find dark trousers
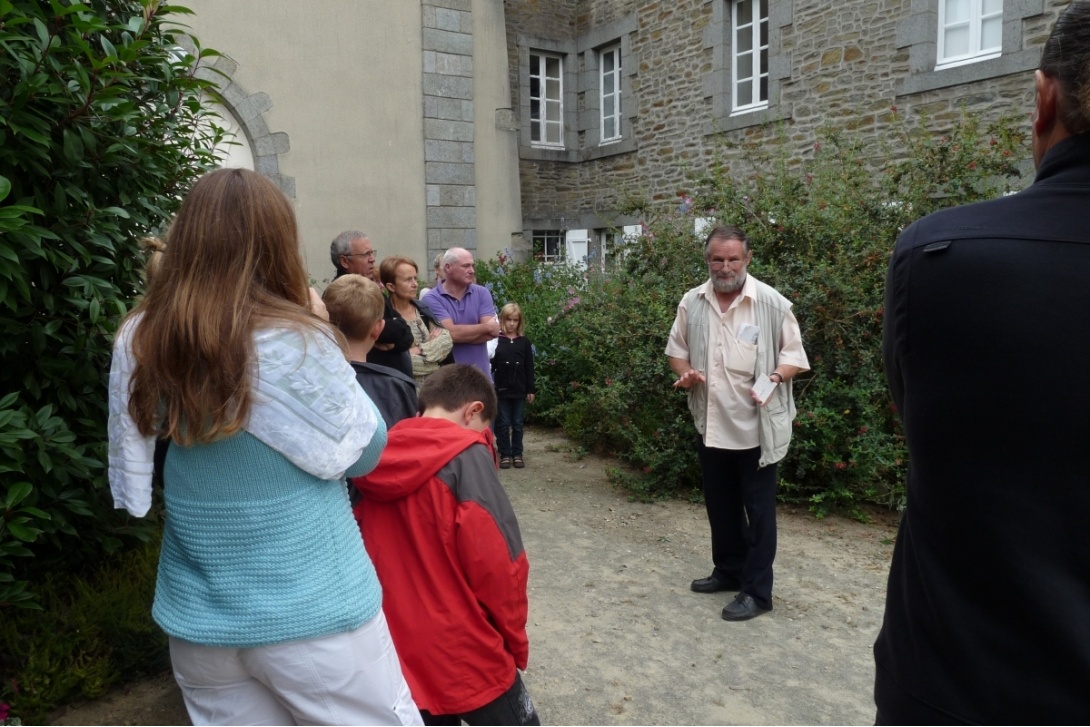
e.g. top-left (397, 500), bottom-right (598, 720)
top-left (494, 397), bottom-right (526, 458)
top-left (696, 438), bottom-right (777, 609)
top-left (421, 671), bottom-right (540, 726)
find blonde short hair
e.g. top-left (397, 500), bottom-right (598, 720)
top-left (499, 302), bottom-right (525, 336)
top-left (323, 274), bottom-right (385, 341)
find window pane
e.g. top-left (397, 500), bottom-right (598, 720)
top-left (737, 80), bottom-right (752, 107)
top-left (737, 0), bottom-right (752, 26)
top-left (603, 51), bottom-right (615, 73)
top-left (531, 122), bottom-right (540, 142)
top-left (530, 98), bottom-right (540, 121)
top-left (546, 79), bottom-right (561, 102)
top-left (737, 52), bottom-right (753, 79)
top-left (982, 0), bottom-right (1002, 15)
top-left (546, 100), bottom-right (561, 123)
top-left (759, 76), bottom-right (768, 102)
top-left (981, 17), bottom-right (1002, 50)
top-left (530, 54), bottom-right (540, 75)
top-left (604, 96), bottom-right (615, 118)
top-left (603, 74), bottom-right (614, 95)
top-left (760, 19), bottom-right (768, 46)
top-left (604, 118), bottom-right (616, 140)
top-left (945, 0), bottom-right (970, 24)
top-left (530, 76), bottom-right (540, 98)
top-left (944, 25), bottom-right (970, 57)
top-left (546, 56), bottom-right (560, 78)
top-left (760, 47), bottom-right (768, 75)
top-left (546, 122), bottom-right (561, 145)
top-left (737, 29), bottom-right (753, 53)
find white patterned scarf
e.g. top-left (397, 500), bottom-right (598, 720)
top-left (107, 315), bottom-right (377, 517)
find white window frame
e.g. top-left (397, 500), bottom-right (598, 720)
top-left (599, 44), bottom-right (622, 144)
top-left (936, 0), bottom-right (1003, 70)
top-left (529, 53), bottom-right (565, 148)
top-left (731, 0), bottom-right (769, 116)
top-left (533, 230), bottom-right (564, 263)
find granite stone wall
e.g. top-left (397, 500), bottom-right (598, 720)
top-left (505, 0), bottom-right (1071, 235)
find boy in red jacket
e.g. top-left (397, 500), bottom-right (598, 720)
top-left (352, 364), bottom-right (538, 726)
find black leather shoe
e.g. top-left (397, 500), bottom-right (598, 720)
top-left (690, 575), bottom-right (739, 593)
top-left (721, 593), bottom-right (771, 621)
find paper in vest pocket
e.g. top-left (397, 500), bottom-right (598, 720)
top-left (736, 323), bottom-right (760, 345)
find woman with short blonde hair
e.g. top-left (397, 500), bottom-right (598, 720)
top-left (380, 255), bottom-right (453, 383)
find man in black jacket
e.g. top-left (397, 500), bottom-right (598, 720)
top-left (875, 4), bottom-right (1090, 722)
top-left (330, 230), bottom-right (413, 377)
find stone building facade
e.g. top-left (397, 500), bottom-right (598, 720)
top-left (504, 0), bottom-right (1071, 265)
top-left (177, 1), bottom-right (1070, 274)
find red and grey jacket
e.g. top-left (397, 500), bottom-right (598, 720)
top-left (351, 417), bottom-right (530, 716)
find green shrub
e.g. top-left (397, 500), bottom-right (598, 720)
top-left (479, 109), bottom-right (1026, 513)
top-left (0, 1), bottom-right (224, 607)
top-left (0, 539), bottom-right (165, 724)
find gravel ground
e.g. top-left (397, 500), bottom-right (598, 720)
top-left (51, 426), bottom-right (898, 726)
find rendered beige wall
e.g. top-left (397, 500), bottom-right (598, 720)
top-left (181, 1), bottom-right (427, 283)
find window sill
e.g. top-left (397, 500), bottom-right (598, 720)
top-left (520, 135), bottom-right (636, 162)
top-left (897, 49), bottom-right (1040, 96)
top-left (705, 105), bottom-right (790, 135)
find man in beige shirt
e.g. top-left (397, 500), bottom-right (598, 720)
top-left (666, 225), bottom-right (809, 621)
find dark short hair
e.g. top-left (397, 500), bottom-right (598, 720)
top-left (703, 225), bottom-right (751, 258)
top-left (1039, 1), bottom-right (1090, 135)
top-left (417, 364), bottom-right (497, 423)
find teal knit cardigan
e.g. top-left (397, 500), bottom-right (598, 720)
top-left (153, 418), bottom-right (387, 648)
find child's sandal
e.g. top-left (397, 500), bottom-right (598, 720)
top-left (513, 456), bottom-right (525, 468)
top-left (500, 457), bottom-right (512, 469)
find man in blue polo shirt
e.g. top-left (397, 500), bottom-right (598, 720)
top-left (421, 247), bottom-right (499, 379)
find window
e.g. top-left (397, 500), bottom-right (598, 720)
top-left (937, 0), bottom-right (1002, 68)
top-left (895, 1), bottom-right (1040, 97)
top-left (530, 53), bottom-right (564, 148)
top-left (600, 45), bottom-right (622, 143)
top-left (704, 0), bottom-right (790, 133)
top-left (731, 0), bottom-right (768, 115)
top-left (533, 230), bottom-right (564, 263)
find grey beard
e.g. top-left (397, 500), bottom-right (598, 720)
top-left (712, 272), bottom-right (746, 294)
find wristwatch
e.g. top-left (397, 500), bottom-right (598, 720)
top-left (769, 372), bottom-right (784, 384)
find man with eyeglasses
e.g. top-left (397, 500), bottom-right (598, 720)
top-left (330, 230), bottom-right (413, 377)
top-left (666, 225), bottom-right (809, 622)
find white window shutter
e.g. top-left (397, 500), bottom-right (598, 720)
top-left (565, 229), bottom-right (590, 270)
top-left (694, 217), bottom-right (715, 238)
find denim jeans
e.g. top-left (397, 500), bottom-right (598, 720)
top-left (494, 397), bottom-right (526, 458)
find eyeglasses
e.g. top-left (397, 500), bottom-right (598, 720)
top-left (343, 250), bottom-right (377, 260)
top-left (709, 258), bottom-right (746, 269)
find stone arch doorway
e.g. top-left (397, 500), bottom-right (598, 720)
top-left (193, 52), bottom-right (294, 199)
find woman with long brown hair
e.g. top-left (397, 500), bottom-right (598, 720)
top-left (108, 169), bottom-right (420, 726)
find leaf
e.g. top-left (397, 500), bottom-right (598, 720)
top-left (0, 175), bottom-right (9, 203)
top-left (98, 206), bottom-right (131, 219)
top-left (63, 128), bottom-right (85, 162)
top-left (5, 481), bottom-right (32, 508)
top-left (6, 521), bottom-right (42, 542)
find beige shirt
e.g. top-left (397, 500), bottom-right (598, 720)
top-left (666, 276), bottom-right (809, 450)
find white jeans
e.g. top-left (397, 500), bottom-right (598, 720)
top-left (168, 611), bottom-right (422, 726)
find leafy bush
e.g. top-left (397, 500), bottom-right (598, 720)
top-left (0, 0), bottom-right (223, 608)
top-left (480, 109), bottom-right (1026, 512)
top-left (0, 539), bottom-right (164, 724)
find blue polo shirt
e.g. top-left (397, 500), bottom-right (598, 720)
top-left (421, 282), bottom-right (497, 380)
